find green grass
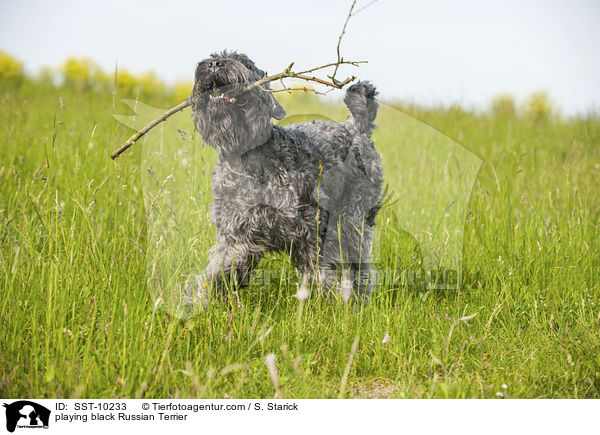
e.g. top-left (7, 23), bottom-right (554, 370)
top-left (1, 81), bottom-right (599, 399)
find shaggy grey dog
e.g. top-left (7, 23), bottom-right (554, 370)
top-left (187, 50), bottom-right (383, 304)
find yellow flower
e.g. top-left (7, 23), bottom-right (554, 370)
top-left (0, 51), bottom-right (24, 84)
top-left (62, 57), bottom-right (96, 91)
top-left (139, 71), bottom-right (165, 95)
top-left (491, 94), bottom-right (516, 117)
top-left (116, 69), bottom-right (139, 96)
top-left (175, 81), bottom-right (193, 102)
top-left (522, 90), bottom-right (553, 121)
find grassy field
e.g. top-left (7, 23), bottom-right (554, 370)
top-left (1, 80), bottom-right (599, 399)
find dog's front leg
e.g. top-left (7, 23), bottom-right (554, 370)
top-left (187, 237), bottom-right (262, 306)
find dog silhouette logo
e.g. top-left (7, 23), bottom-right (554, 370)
top-left (3, 401), bottom-right (50, 432)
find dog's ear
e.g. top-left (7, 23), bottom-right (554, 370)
top-left (270, 95), bottom-right (286, 120)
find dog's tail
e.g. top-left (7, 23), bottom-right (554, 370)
top-left (344, 81), bottom-right (378, 135)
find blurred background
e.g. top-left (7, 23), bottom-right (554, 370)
top-left (1, 0), bottom-right (599, 116)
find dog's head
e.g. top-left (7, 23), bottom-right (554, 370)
top-left (190, 51), bottom-right (286, 154)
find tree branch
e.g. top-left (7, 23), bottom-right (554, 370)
top-left (111, 99), bottom-right (191, 159)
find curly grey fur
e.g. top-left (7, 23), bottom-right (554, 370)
top-left (188, 51), bottom-right (383, 304)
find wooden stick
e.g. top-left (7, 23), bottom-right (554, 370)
top-left (111, 99), bottom-right (191, 159)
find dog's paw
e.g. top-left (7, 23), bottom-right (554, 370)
top-left (339, 275), bottom-right (354, 303)
top-left (293, 272), bottom-right (310, 301)
top-left (184, 273), bottom-right (211, 308)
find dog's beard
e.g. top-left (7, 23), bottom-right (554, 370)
top-left (191, 82), bottom-right (273, 155)
top-left (193, 63), bottom-right (256, 98)
top-left (192, 76), bottom-right (242, 104)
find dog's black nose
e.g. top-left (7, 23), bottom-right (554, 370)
top-left (208, 60), bottom-right (224, 72)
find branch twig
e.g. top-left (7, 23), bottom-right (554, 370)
top-left (265, 86), bottom-right (326, 96)
top-left (330, 0), bottom-right (357, 86)
top-left (240, 59), bottom-right (364, 95)
top-left (352, 0), bottom-right (378, 16)
top-left (111, 99), bottom-right (190, 159)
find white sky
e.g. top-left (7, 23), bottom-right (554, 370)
top-left (1, 0), bottom-right (599, 115)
